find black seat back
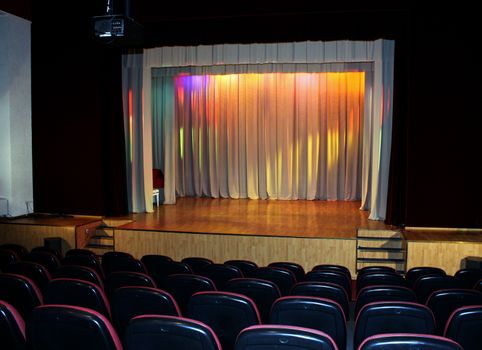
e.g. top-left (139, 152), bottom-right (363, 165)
top-left (427, 289), bottom-right (482, 334)
top-left (235, 325), bottom-right (338, 350)
top-left (0, 273), bottom-right (43, 320)
top-left (124, 315), bottom-right (222, 350)
top-left (52, 265), bottom-right (104, 289)
top-left (225, 278), bottom-right (281, 323)
top-left (104, 271), bottom-right (156, 298)
top-left (182, 257), bottom-right (214, 274)
top-left (356, 272), bottom-right (405, 295)
top-left (164, 274), bottom-right (216, 314)
top-left (405, 267), bottom-right (446, 288)
top-left (268, 262), bottom-right (305, 282)
top-left (252, 267), bottom-right (296, 296)
top-left (27, 305), bottom-right (122, 350)
top-left (359, 333), bottom-right (463, 350)
top-left (291, 281), bottom-right (350, 320)
top-left (454, 268), bottom-right (482, 289)
top-left (444, 305), bottom-right (482, 350)
top-left (110, 286), bottom-right (181, 338)
top-left (3, 261), bottom-right (51, 292)
top-left (304, 270), bottom-right (352, 300)
top-left (0, 301), bottom-right (26, 350)
top-left (354, 301), bottom-right (436, 349)
top-left (270, 296), bottom-right (346, 350)
top-left (187, 291), bottom-right (261, 350)
top-left (224, 260), bottom-right (258, 277)
top-left (43, 278), bottom-right (111, 319)
top-left (355, 285), bottom-right (416, 318)
top-left (414, 275), bottom-right (461, 304)
top-left (200, 264), bottom-right (243, 290)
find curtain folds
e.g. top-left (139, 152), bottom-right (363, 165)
top-left (122, 40), bottom-right (394, 219)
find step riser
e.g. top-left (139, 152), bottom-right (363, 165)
top-left (95, 228), bottom-right (114, 237)
top-left (89, 237), bottom-right (113, 246)
top-left (358, 251), bottom-right (405, 259)
top-left (357, 229), bottom-right (402, 238)
top-left (357, 240), bottom-right (403, 249)
top-left (86, 246), bottom-right (114, 256)
top-left (357, 261), bottom-right (405, 272)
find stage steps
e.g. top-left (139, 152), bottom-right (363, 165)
top-left (356, 228), bottom-right (406, 274)
top-left (85, 226), bottom-right (114, 256)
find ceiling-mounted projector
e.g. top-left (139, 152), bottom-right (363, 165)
top-left (91, 15), bottom-right (143, 47)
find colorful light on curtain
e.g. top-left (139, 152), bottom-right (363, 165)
top-left (172, 72), bottom-right (365, 201)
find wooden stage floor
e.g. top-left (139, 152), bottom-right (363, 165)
top-left (119, 197), bottom-right (393, 239)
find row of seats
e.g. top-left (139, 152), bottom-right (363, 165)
top-left (2, 271), bottom-right (482, 350)
top-left (1, 244), bottom-right (482, 349)
top-left (2, 301), bottom-right (469, 350)
top-left (0, 298), bottom-right (482, 350)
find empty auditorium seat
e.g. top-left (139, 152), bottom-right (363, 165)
top-left (355, 285), bottom-right (417, 318)
top-left (0, 273), bottom-right (43, 320)
top-left (357, 266), bottom-right (395, 278)
top-left (110, 286), bottom-right (181, 338)
top-left (187, 291), bottom-right (261, 350)
top-left (102, 251), bottom-right (142, 276)
top-left (0, 300), bottom-right (26, 350)
top-left (444, 305), bottom-right (482, 350)
top-left (304, 270), bottom-right (352, 300)
top-left (65, 248), bottom-right (97, 257)
top-left (224, 260), bottom-right (258, 277)
top-left (268, 262), bottom-right (305, 282)
top-left (3, 261), bottom-right (51, 292)
top-left (414, 275), bottom-right (461, 304)
top-left (164, 274), bottom-right (216, 314)
top-left (354, 301), bottom-right (436, 350)
top-left (200, 263), bottom-right (243, 290)
top-left (252, 267), bottom-right (296, 296)
top-left (236, 325), bottom-right (338, 350)
top-left (141, 258), bottom-right (192, 287)
top-left (0, 248), bottom-right (20, 269)
top-left (27, 305), bottom-right (122, 350)
top-left (291, 281), bottom-right (350, 320)
top-left (182, 257), bottom-right (214, 274)
top-left (312, 264), bottom-right (352, 280)
top-left (427, 289), bottom-right (482, 334)
top-left (454, 268), bottom-right (482, 289)
top-left (62, 254), bottom-right (105, 279)
top-left (31, 246), bottom-right (63, 260)
top-left (0, 244), bottom-right (28, 259)
top-left (225, 278), bottom-right (281, 323)
top-left (270, 296), bottom-right (346, 350)
top-left (24, 251), bottom-right (61, 273)
top-left (43, 278), bottom-right (111, 319)
top-left (405, 266), bottom-right (446, 288)
top-left (356, 272), bottom-right (406, 295)
top-left (52, 265), bottom-right (104, 289)
top-left (475, 279), bottom-right (482, 292)
top-left (124, 315), bottom-right (221, 350)
top-left (104, 271), bottom-right (156, 298)
top-left (358, 333), bottom-right (463, 350)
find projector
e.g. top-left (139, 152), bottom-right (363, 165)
top-left (91, 15), bottom-right (143, 47)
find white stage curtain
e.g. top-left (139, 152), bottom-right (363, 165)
top-left (154, 72), bottom-right (365, 201)
top-left (122, 40), bottom-right (394, 219)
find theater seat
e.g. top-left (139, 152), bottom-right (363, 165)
top-left (355, 285), bottom-right (416, 318)
top-left (104, 271), bottom-right (156, 298)
top-left (0, 301), bottom-right (26, 350)
top-left (43, 278), bottom-right (111, 319)
top-left (164, 274), bottom-right (216, 314)
top-left (110, 286), bottom-right (181, 338)
top-left (358, 333), bottom-right (463, 350)
top-left (3, 261), bottom-right (51, 292)
top-left (182, 257), bottom-right (214, 274)
top-left (200, 263), bottom-right (243, 290)
top-left (0, 248), bottom-right (20, 269)
top-left (444, 305), bottom-right (482, 350)
top-left (224, 260), bottom-right (258, 277)
top-left (236, 325), bottom-right (338, 350)
top-left (253, 267), bottom-right (296, 296)
top-left (52, 265), bottom-right (104, 290)
top-left (268, 262), bottom-right (305, 282)
top-left (354, 301), bottom-right (436, 350)
top-left (270, 296), bottom-right (346, 350)
top-left (0, 273), bottom-right (43, 320)
top-left (187, 291), bottom-right (261, 350)
top-left (312, 264), bottom-right (352, 280)
top-left (304, 270), bottom-right (352, 300)
top-left (405, 267), bottom-right (446, 288)
top-left (124, 315), bottom-right (221, 350)
top-left (27, 305), bottom-right (122, 350)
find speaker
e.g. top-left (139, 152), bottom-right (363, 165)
top-left (462, 256), bottom-right (482, 269)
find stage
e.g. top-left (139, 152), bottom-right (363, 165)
top-left (122, 198), bottom-right (391, 238)
top-left (2, 198), bottom-right (482, 276)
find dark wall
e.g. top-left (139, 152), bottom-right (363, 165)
top-left (30, 2), bottom-right (127, 216)
top-left (3, 3), bottom-right (480, 227)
